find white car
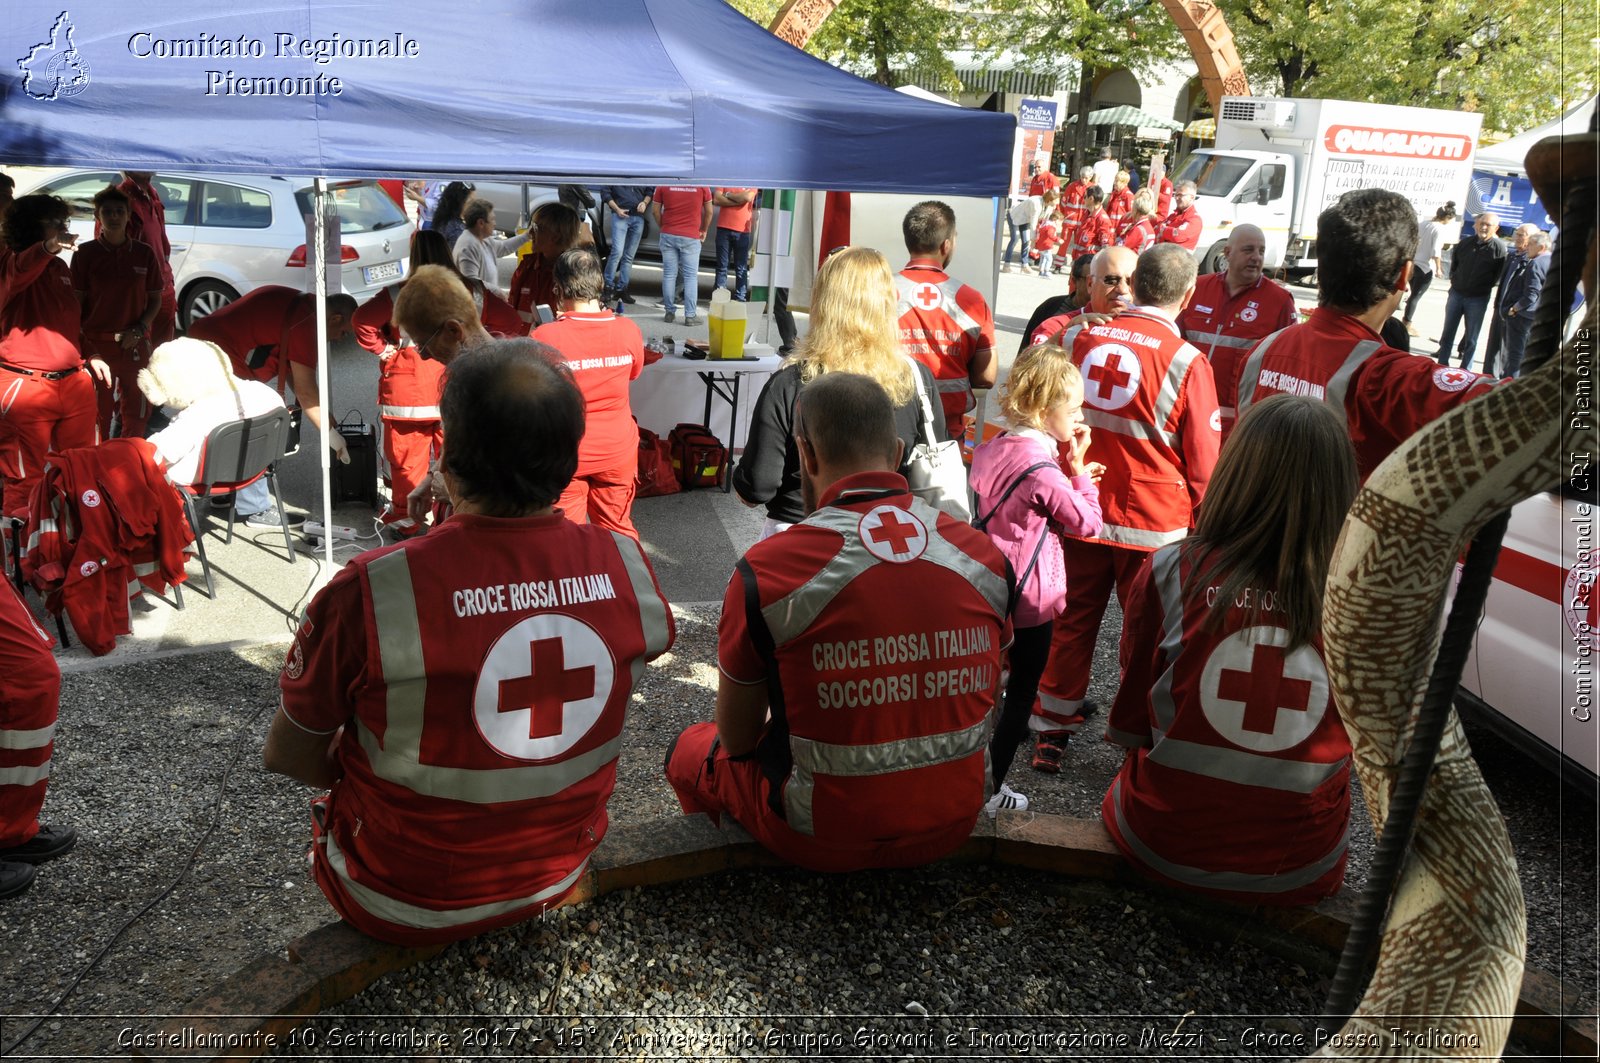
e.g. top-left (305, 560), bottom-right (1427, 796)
top-left (10, 168), bottom-right (414, 328)
top-left (1457, 485), bottom-right (1600, 786)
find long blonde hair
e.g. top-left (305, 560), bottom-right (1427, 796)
top-left (793, 246), bottom-right (915, 406)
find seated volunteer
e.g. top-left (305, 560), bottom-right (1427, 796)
top-left (264, 339), bottom-right (674, 945)
top-left (1102, 395), bottom-right (1357, 906)
top-left (665, 373), bottom-right (1011, 873)
top-left (138, 338), bottom-right (286, 487)
top-left (185, 285), bottom-right (357, 525)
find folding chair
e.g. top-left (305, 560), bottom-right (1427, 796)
top-left (177, 409), bottom-right (296, 598)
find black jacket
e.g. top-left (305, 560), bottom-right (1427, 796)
top-left (1450, 234), bottom-right (1507, 297)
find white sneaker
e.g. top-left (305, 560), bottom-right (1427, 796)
top-left (985, 783), bottom-right (1029, 819)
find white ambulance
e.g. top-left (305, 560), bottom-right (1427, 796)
top-left (1171, 96), bottom-right (1484, 278)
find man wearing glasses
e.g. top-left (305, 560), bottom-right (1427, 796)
top-left (1028, 245), bottom-right (1136, 346)
top-left (1157, 181), bottom-right (1203, 250)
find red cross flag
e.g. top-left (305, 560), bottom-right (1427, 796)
top-left (1080, 342), bottom-right (1141, 410)
top-left (1198, 627), bottom-right (1329, 752)
top-left (859, 504), bottom-right (929, 564)
top-left (474, 615), bottom-right (615, 760)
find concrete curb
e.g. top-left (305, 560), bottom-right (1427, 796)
top-left (135, 812), bottom-right (1596, 1060)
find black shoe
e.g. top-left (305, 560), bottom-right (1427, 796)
top-left (663, 310), bottom-right (676, 323)
top-left (0, 861), bottom-right (36, 900)
top-left (208, 492), bottom-right (238, 510)
top-left (619, 292), bottom-right (637, 305)
top-left (1080, 699), bottom-right (1100, 719)
top-left (0, 824), bottom-right (77, 865)
top-left (601, 287), bottom-right (615, 304)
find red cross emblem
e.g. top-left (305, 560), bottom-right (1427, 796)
top-left (496, 637), bottom-right (596, 740)
top-left (81, 489), bottom-right (102, 508)
top-left (913, 283), bottom-right (943, 312)
top-left (1200, 627), bottom-right (1328, 752)
top-left (475, 615), bottom-right (615, 760)
top-left (1080, 342), bottom-right (1140, 410)
top-left (1432, 366), bottom-right (1474, 392)
top-left (859, 504), bottom-right (928, 563)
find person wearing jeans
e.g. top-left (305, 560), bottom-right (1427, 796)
top-left (601, 186), bottom-right (652, 303)
top-left (1435, 212), bottom-right (1505, 371)
top-left (652, 186), bottom-right (712, 323)
top-left (712, 188), bottom-right (758, 300)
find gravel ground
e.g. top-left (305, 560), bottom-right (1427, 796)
top-left (1, 605), bottom-right (1593, 1061)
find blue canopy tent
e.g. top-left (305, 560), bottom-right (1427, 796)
top-left (3, 0), bottom-right (1015, 565)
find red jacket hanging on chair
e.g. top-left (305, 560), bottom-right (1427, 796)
top-left (21, 438), bottom-right (192, 655)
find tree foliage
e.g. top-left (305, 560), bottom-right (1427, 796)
top-left (1216, 0), bottom-right (1597, 131)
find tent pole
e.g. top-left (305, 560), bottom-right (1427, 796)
top-left (313, 177), bottom-right (335, 570)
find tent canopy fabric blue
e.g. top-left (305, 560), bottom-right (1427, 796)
top-left (2, 0), bottom-right (1015, 195)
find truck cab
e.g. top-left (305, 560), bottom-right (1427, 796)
top-left (1170, 149), bottom-right (1296, 274)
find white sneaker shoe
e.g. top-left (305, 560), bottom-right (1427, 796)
top-left (985, 783), bottom-right (1029, 819)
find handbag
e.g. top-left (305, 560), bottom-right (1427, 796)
top-left (901, 362), bottom-right (972, 521)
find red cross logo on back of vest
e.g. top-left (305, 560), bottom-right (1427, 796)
top-left (859, 504), bottom-right (929, 563)
top-left (475, 615), bottom-right (615, 760)
top-left (1079, 341), bottom-right (1140, 410)
top-left (913, 282), bottom-right (944, 312)
top-left (496, 637), bottom-right (596, 740)
top-left (1198, 626), bottom-right (1328, 753)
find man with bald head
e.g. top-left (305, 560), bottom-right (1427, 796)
top-left (1483, 222), bottom-right (1540, 372)
top-left (1028, 245), bottom-right (1136, 345)
top-left (1435, 211), bottom-right (1506, 371)
top-left (1177, 224), bottom-right (1300, 434)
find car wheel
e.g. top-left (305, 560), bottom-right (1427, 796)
top-left (1202, 242), bottom-right (1227, 275)
top-left (181, 280), bottom-right (239, 331)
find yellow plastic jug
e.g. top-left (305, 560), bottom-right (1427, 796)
top-left (707, 288), bottom-right (729, 358)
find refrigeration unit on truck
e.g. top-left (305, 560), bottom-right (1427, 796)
top-left (1171, 96), bottom-right (1484, 278)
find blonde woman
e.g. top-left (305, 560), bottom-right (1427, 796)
top-left (732, 246), bottom-right (943, 538)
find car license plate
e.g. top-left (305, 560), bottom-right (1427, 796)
top-left (364, 260), bottom-right (402, 284)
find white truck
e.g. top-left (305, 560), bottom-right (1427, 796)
top-left (1171, 96), bottom-right (1484, 278)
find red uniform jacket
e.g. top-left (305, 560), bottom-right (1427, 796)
top-left (0, 580), bottom-right (59, 849)
top-left (118, 176), bottom-right (176, 309)
top-left (1061, 307), bottom-right (1221, 550)
top-left (1158, 205), bottom-right (1203, 250)
top-left (895, 260), bottom-right (997, 439)
top-left (0, 244), bottom-right (82, 372)
top-left (281, 512), bottom-right (674, 945)
top-left (1104, 543), bottom-right (1352, 906)
top-left (719, 473), bottom-right (1011, 866)
top-left (1105, 188), bottom-right (1134, 231)
top-left (1075, 209), bottom-right (1114, 257)
top-left (21, 438), bottom-right (192, 656)
top-left (1176, 273), bottom-right (1300, 433)
top-left (186, 286), bottom-right (316, 386)
top-left (1059, 180), bottom-right (1090, 253)
top-left (1234, 306), bottom-right (1497, 478)
top-left (1118, 218), bottom-right (1157, 255)
top-left (508, 253), bottom-right (557, 322)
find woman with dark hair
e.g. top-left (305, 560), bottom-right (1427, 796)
top-left (0, 194), bottom-right (111, 520)
top-left (425, 181), bottom-right (475, 248)
top-left (507, 202), bottom-right (584, 323)
top-left (1101, 394), bottom-right (1359, 907)
top-left (351, 228), bottom-right (522, 535)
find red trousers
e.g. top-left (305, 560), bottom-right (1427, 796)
top-left (554, 459), bottom-right (638, 539)
top-left (0, 368), bottom-right (97, 519)
top-left (665, 722), bottom-right (973, 873)
top-left (0, 582), bottom-right (59, 848)
top-left (83, 335), bottom-right (153, 439)
top-left (379, 419), bottom-right (442, 526)
top-left (1035, 539), bottom-right (1149, 730)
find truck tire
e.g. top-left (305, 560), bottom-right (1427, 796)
top-left (180, 280), bottom-right (239, 332)
top-left (1201, 242), bottom-right (1227, 274)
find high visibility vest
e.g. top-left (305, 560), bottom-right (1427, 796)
top-left (1103, 543), bottom-right (1352, 905)
top-left (739, 489), bottom-right (1010, 844)
top-left (895, 266), bottom-right (994, 429)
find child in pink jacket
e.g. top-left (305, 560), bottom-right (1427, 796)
top-left (969, 343), bottom-right (1103, 816)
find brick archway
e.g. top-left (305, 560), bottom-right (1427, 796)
top-left (768, 0), bottom-right (1249, 113)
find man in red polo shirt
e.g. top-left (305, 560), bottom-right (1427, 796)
top-left (71, 184), bottom-right (164, 439)
top-left (1031, 243), bottom-right (1220, 770)
top-left (186, 286), bottom-right (357, 521)
top-left (1233, 188), bottom-right (1497, 480)
top-left (116, 172), bottom-right (177, 344)
top-left (1176, 224), bottom-right (1300, 436)
top-left (894, 201), bottom-right (997, 440)
top-left (1027, 161), bottom-right (1060, 199)
top-left (651, 186), bottom-right (712, 324)
top-left (665, 372), bottom-right (1010, 871)
top-left (711, 188), bottom-right (759, 302)
top-left (1158, 181), bottom-right (1203, 249)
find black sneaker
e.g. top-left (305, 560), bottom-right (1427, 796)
top-left (1080, 700), bottom-right (1100, 719)
top-left (0, 824), bottom-right (77, 865)
top-left (619, 292), bottom-right (637, 305)
top-left (0, 861), bottom-right (36, 900)
top-left (601, 287), bottom-right (615, 304)
top-left (663, 310), bottom-right (676, 323)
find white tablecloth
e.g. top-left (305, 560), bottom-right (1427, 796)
top-left (629, 346), bottom-right (783, 452)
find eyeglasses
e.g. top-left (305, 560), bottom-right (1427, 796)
top-left (413, 320), bottom-right (451, 358)
top-left (1098, 275), bottom-right (1127, 286)
top-left (826, 245), bottom-right (850, 259)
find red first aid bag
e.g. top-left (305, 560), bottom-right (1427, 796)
top-left (668, 423), bottom-right (728, 489)
top-left (637, 426), bottom-right (680, 498)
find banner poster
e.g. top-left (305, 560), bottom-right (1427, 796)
top-left (1012, 98), bottom-right (1060, 197)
